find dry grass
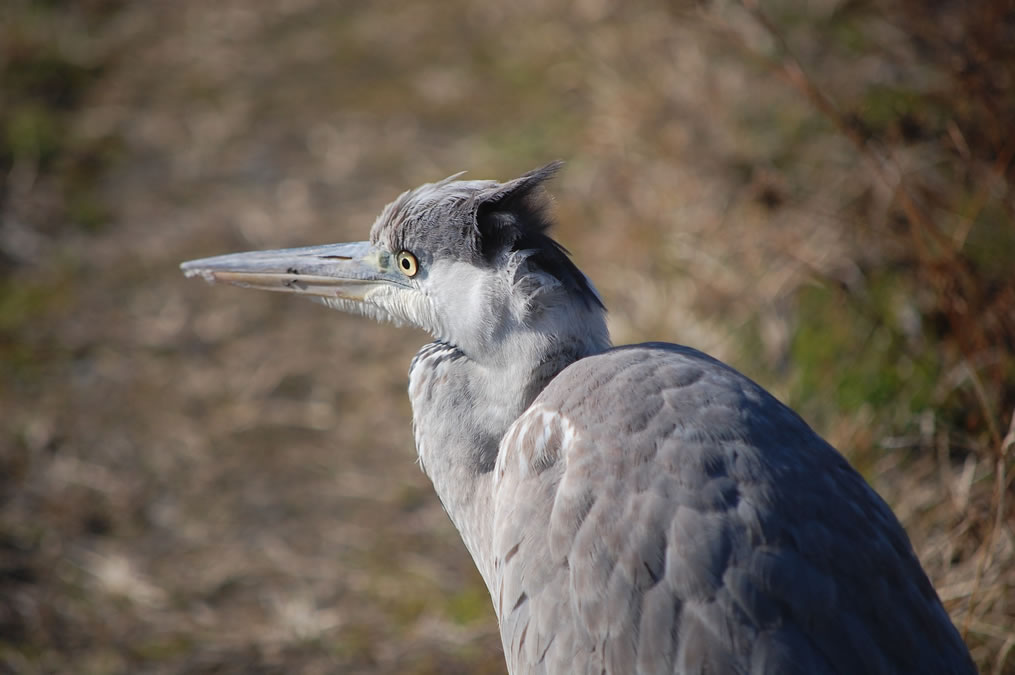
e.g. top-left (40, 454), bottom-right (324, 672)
top-left (1, 0), bottom-right (1012, 673)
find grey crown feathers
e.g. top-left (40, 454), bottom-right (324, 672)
top-left (182, 163), bottom-right (975, 675)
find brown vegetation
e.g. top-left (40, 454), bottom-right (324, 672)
top-left (1, 0), bottom-right (1012, 672)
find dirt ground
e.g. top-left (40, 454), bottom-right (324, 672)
top-left (2, 1), bottom-right (1013, 673)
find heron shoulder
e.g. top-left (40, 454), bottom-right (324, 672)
top-left (507, 342), bottom-right (835, 484)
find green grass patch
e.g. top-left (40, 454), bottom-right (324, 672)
top-left (787, 273), bottom-right (942, 435)
top-left (443, 583), bottom-right (490, 626)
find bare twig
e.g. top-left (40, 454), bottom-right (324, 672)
top-left (953, 134), bottom-right (1015, 251)
top-left (737, 0), bottom-right (976, 281)
top-left (995, 634), bottom-right (1015, 675)
top-left (963, 408), bottom-right (1014, 640)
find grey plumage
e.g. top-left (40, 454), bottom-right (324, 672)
top-left (182, 164), bottom-right (975, 674)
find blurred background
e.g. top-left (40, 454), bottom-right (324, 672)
top-left (1, 0), bottom-right (1013, 673)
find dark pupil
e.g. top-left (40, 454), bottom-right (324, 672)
top-left (401, 258), bottom-right (410, 269)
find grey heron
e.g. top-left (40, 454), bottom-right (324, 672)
top-left (181, 163), bottom-right (975, 674)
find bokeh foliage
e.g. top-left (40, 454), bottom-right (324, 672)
top-left (1, 0), bottom-right (1012, 673)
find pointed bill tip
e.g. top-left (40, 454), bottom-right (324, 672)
top-left (180, 260), bottom-right (218, 282)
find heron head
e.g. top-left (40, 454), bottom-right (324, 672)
top-left (181, 163), bottom-right (609, 363)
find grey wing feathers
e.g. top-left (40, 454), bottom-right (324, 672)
top-left (491, 343), bottom-right (975, 675)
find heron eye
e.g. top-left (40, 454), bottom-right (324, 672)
top-left (396, 251), bottom-right (419, 277)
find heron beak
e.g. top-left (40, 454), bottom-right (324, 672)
top-left (180, 241), bottom-right (405, 302)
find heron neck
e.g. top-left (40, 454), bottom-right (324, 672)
top-left (408, 337), bottom-right (592, 588)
